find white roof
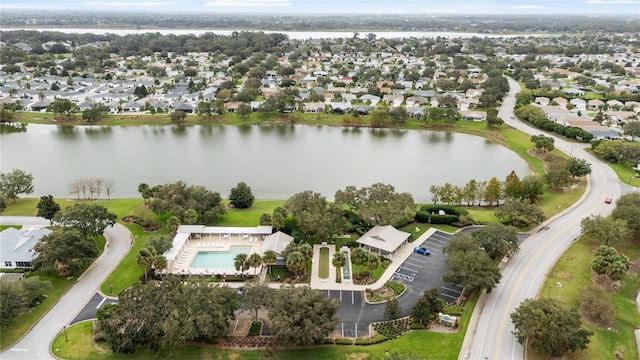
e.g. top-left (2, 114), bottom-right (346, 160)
top-left (262, 231), bottom-right (294, 257)
top-left (356, 225), bottom-right (410, 253)
top-left (164, 232), bottom-right (189, 261)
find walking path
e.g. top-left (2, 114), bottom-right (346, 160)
top-left (0, 217), bottom-right (133, 360)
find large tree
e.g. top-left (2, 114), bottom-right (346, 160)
top-left (384, 298), bottom-right (402, 320)
top-left (443, 234), bottom-right (502, 293)
top-left (0, 276), bottom-right (51, 326)
top-left (495, 198), bottom-right (545, 227)
top-left (54, 203), bottom-right (117, 240)
top-left (511, 298), bottom-right (593, 357)
top-left (99, 278), bottom-right (237, 353)
top-left (228, 181), bottom-right (255, 209)
top-left (285, 190), bottom-right (347, 241)
top-left (334, 183), bottom-right (416, 227)
top-left (411, 288), bottom-right (445, 325)
top-left (471, 223), bottom-right (519, 261)
top-left (36, 195), bottom-right (61, 225)
top-left (565, 157), bottom-right (592, 179)
top-left (611, 192), bottom-right (640, 235)
top-left (268, 285), bottom-right (339, 346)
top-left (32, 229), bottom-right (98, 274)
top-left (580, 215), bottom-right (632, 247)
top-left (239, 281), bottom-right (274, 321)
top-left (148, 181), bottom-right (225, 222)
top-left (591, 245), bottom-right (629, 281)
top-left (0, 169), bottom-right (34, 202)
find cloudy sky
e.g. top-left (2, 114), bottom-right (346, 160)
top-left (1, 0), bottom-right (638, 15)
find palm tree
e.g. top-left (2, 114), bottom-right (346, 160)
top-left (285, 251), bottom-right (305, 278)
top-left (299, 243), bottom-right (314, 272)
top-left (332, 251), bottom-right (347, 283)
top-left (365, 252), bottom-right (381, 278)
top-left (262, 250), bottom-right (277, 275)
top-left (350, 247), bottom-right (368, 267)
top-left (247, 253), bottom-right (263, 276)
top-left (136, 246), bottom-right (157, 279)
top-left (153, 255), bottom-right (168, 277)
top-left (234, 253), bottom-right (249, 278)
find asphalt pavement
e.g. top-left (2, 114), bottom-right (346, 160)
top-left (460, 78), bottom-right (625, 360)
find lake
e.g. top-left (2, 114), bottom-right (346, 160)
top-left (0, 123), bottom-right (531, 202)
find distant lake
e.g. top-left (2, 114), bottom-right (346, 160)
top-left (0, 123), bottom-right (531, 202)
top-left (2, 28), bottom-right (540, 39)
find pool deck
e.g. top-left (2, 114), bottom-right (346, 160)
top-left (170, 236), bottom-right (262, 276)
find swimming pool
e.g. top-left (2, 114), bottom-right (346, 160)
top-left (190, 246), bottom-right (253, 269)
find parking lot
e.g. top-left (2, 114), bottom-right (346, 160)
top-left (391, 230), bottom-right (464, 304)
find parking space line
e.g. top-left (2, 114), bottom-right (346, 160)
top-left (399, 265), bottom-right (420, 273)
top-left (352, 291), bottom-right (355, 304)
top-left (405, 260), bottom-right (427, 267)
top-left (407, 257), bottom-right (428, 265)
top-left (440, 285), bottom-right (462, 292)
top-left (441, 292), bottom-right (459, 301)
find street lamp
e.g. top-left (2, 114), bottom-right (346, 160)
top-left (63, 325), bottom-right (68, 342)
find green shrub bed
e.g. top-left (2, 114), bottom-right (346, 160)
top-left (372, 318), bottom-right (411, 339)
top-left (365, 281), bottom-right (405, 303)
top-left (355, 334), bottom-right (389, 345)
top-left (335, 338), bottom-right (354, 345)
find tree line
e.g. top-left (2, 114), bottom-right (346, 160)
top-left (96, 278), bottom-right (339, 353)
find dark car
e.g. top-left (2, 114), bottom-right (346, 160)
top-left (414, 247), bottom-right (430, 256)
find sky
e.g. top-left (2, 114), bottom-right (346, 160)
top-left (0, 0), bottom-right (638, 15)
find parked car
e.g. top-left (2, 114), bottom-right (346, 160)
top-left (414, 247), bottom-right (430, 256)
top-left (605, 197), bottom-right (612, 204)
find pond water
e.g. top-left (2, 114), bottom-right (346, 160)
top-left (0, 123), bottom-right (531, 202)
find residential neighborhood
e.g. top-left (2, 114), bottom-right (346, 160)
top-left (1, 31), bottom-right (639, 140)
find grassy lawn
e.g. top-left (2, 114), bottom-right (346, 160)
top-left (530, 236), bottom-right (640, 360)
top-left (318, 246), bottom-right (329, 279)
top-left (50, 294), bottom-right (478, 360)
top-left (213, 200), bottom-right (285, 226)
top-left (537, 181), bottom-right (587, 218)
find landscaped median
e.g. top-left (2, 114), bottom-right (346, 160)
top-left (365, 280), bottom-right (406, 303)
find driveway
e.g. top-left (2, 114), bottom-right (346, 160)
top-left (0, 220), bottom-right (132, 360)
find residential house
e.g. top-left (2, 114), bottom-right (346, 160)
top-left (535, 97), bottom-right (550, 106)
top-left (588, 99), bottom-right (604, 110)
top-left (303, 102), bottom-right (326, 113)
top-left (0, 227), bottom-right (52, 269)
top-left (461, 110), bottom-right (487, 121)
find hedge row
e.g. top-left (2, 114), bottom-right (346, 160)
top-left (415, 212), bottom-right (459, 224)
top-left (419, 204), bottom-right (469, 216)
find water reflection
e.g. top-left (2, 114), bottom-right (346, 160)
top-left (171, 125), bottom-right (188, 135)
top-left (56, 125), bottom-right (78, 138)
top-left (0, 122), bottom-right (27, 133)
top-left (84, 126), bottom-right (113, 136)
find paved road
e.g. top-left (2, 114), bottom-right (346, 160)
top-left (460, 78), bottom-right (625, 360)
top-left (0, 218), bottom-right (131, 360)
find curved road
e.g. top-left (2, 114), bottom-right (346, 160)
top-left (461, 78), bottom-right (626, 359)
top-left (0, 217), bottom-right (131, 360)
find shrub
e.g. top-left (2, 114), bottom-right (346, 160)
top-left (248, 321), bottom-right (262, 336)
top-left (415, 211), bottom-right (459, 224)
top-left (335, 338), bottom-right (354, 345)
top-left (355, 337), bottom-right (371, 345)
top-left (419, 204), bottom-right (468, 216)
